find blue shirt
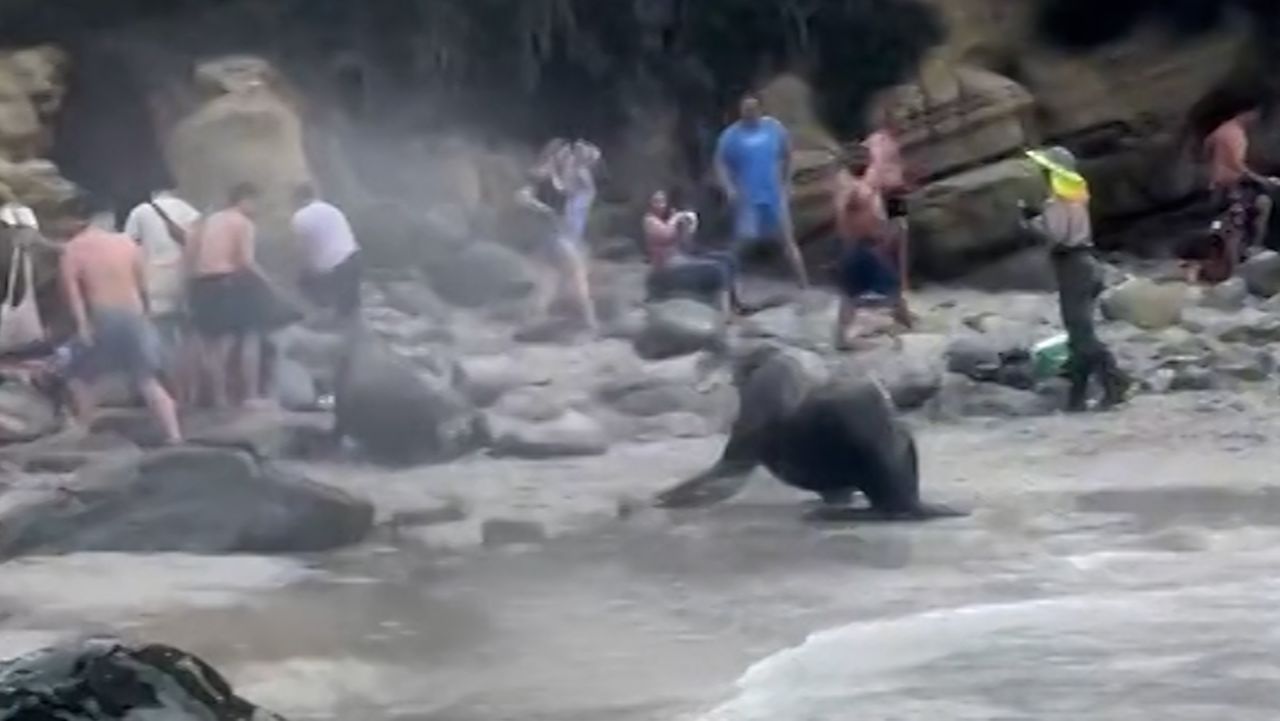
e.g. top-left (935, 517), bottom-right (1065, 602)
top-left (716, 117), bottom-right (789, 205)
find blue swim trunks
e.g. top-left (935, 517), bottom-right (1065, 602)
top-left (837, 243), bottom-right (901, 300)
top-left (733, 199), bottom-right (787, 250)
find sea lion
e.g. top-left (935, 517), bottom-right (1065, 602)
top-left (654, 344), bottom-right (963, 520)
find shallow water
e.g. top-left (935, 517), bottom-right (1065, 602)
top-left (6, 397), bottom-right (1280, 721)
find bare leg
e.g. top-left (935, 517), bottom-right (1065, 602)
top-left (778, 207), bottom-right (810, 288)
top-left (139, 377), bottom-right (183, 444)
top-left (834, 296), bottom-right (858, 351)
top-left (561, 247), bottom-right (598, 332)
top-left (892, 294), bottom-right (914, 330)
top-left (1253, 194), bottom-right (1273, 250)
top-left (66, 378), bottom-right (96, 430)
top-left (206, 335), bottom-right (234, 409)
top-left (239, 334), bottom-right (262, 402)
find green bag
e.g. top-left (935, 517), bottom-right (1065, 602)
top-left (1031, 333), bottom-right (1070, 379)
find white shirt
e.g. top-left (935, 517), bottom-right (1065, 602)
top-left (291, 200), bottom-right (359, 274)
top-left (124, 193), bottom-right (200, 315)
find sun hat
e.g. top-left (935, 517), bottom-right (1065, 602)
top-left (1026, 146), bottom-right (1089, 202)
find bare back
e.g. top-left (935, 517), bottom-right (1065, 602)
top-left (62, 229), bottom-right (145, 314)
top-left (1206, 119), bottom-right (1249, 190)
top-left (190, 208), bottom-right (255, 277)
top-left (864, 130), bottom-right (906, 193)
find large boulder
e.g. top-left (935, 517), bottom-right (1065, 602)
top-left (1240, 251), bottom-right (1280, 299)
top-left (423, 241), bottom-right (538, 308)
top-left (0, 639), bottom-right (288, 721)
top-left (908, 158), bottom-right (1046, 279)
top-left (335, 333), bottom-right (488, 464)
top-left (167, 56), bottom-right (312, 274)
top-left (758, 74), bottom-right (842, 243)
top-left (0, 447), bottom-right (372, 558)
top-left (1101, 278), bottom-right (1188, 330)
top-left (633, 299), bottom-right (726, 361)
top-left (0, 45), bottom-right (68, 163)
top-left (0, 382), bottom-right (58, 445)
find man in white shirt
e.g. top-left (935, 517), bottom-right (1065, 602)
top-left (123, 189), bottom-right (201, 404)
top-left (291, 184), bottom-right (362, 319)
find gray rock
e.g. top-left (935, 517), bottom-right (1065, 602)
top-left (956, 246), bottom-right (1057, 292)
top-left (380, 279), bottom-right (451, 322)
top-left (1240, 250), bottom-right (1280, 298)
top-left (273, 357), bottom-right (318, 411)
top-left (0, 431), bottom-right (139, 475)
top-left (482, 518), bottom-right (547, 548)
top-left (489, 411), bottom-right (610, 459)
top-left (0, 447), bottom-right (373, 558)
top-left (1213, 346), bottom-right (1275, 383)
top-left (425, 241), bottom-right (538, 308)
top-left (336, 335), bottom-right (488, 465)
top-left (595, 374), bottom-right (733, 420)
top-left (0, 382), bottom-right (58, 444)
top-left (1169, 366), bottom-right (1218, 392)
top-left (1201, 277), bottom-right (1249, 311)
top-left (1100, 278), bottom-right (1187, 330)
top-left (945, 334), bottom-right (1003, 380)
top-left (458, 355), bottom-right (551, 407)
top-left (633, 299), bottom-right (726, 360)
top-left (276, 325), bottom-right (346, 384)
top-left (490, 386), bottom-right (570, 423)
top-left (930, 374), bottom-right (1058, 419)
top-left (0, 639), bottom-right (289, 721)
top-left (1217, 310), bottom-right (1280, 346)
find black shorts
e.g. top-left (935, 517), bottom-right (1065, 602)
top-left (884, 193), bottom-right (909, 219)
top-left (188, 272), bottom-right (258, 337)
top-left (301, 251), bottom-right (363, 317)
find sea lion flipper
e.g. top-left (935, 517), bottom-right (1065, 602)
top-left (653, 460), bottom-right (756, 509)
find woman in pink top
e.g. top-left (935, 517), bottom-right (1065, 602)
top-left (642, 190), bottom-right (746, 313)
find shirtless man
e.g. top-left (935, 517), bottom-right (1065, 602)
top-left (864, 109), bottom-right (912, 249)
top-left (832, 147), bottom-right (911, 351)
top-left (1195, 108), bottom-right (1277, 280)
top-left (60, 195), bottom-right (182, 443)
top-left (186, 182), bottom-right (264, 408)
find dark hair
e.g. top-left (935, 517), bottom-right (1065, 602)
top-left (66, 192), bottom-right (106, 222)
top-left (229, 182), bottom-right (260, 206)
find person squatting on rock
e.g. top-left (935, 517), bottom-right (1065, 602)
top-left (642, 189), bottom-right (748, 314)
top-left (184, 182), bottom-right (269, 408)
top-left (123, 188), bottom-right (201, 406)
top-left (831, 146), bottom-right (913, 351)
top-left (715, 93), bottom-right (809, 289)
top-left (516, 138), bottom-right (602, 334)
top-left (59, 194), bottom-right (183, 443)
top-left (1021, 146), bottom-right (1130, 412)
top-left (292, 183), bottom-right (363, 322)
top-left (1186, 107), bottom-right (1279, 283)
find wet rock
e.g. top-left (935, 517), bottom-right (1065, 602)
top-left (1100, 277), bottom-right (1186, 330)
top-left (930, 374), bottom-right (1058, 419)
top-left (380, 279), bottom-right (451, 322)
top-left (0, 638), bottom-right (289, 721)
top-left (458, 355), bottom-right (551, 407)
top-left (1201, 277), bottom-right (1248, 311)
top-left (425, 241), bottom-right (537, 308)
top-left (1240, 250), bottom-right (1280, 298)
top-left (336, 336), bottom-right (488, 465)
top-left (0, 447), bottom-right (373, 558)
top-left (1215, 309), bottom-right (1280, 346)
top-left (0, 382), bottom-right (58, 444)
top-left (489, 411), bottom-right (610, 459)
top-left (633, 299), bottom-right (726, 360)
top-left (945, 334), bottom-right (1002, 381)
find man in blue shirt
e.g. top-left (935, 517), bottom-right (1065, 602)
top-left (715, 94), bottom-right (809, 288)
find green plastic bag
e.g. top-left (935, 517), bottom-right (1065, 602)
top-left (1031, 333), bottom-right (1070, 379)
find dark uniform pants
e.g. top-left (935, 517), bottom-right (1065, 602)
top-left (1053, 247), bottom-right (1125, 408)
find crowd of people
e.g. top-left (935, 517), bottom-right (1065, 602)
top-left (0, 180), bottom-right (364, 444)
top-left (1, 92), bottom-right (1275, 444)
